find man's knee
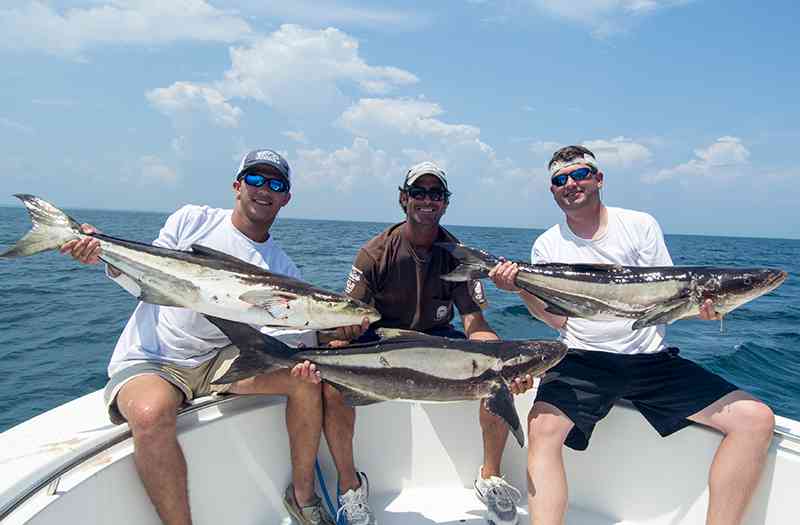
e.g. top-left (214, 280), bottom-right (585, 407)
top-left (732, 400), bottom-right (775, 440)
top-left (528, 405), bottom-right (572, 446)
top-left (322, 383), bottom-right (345, 405)
top-left (124, 399), bottom-right (179, 436)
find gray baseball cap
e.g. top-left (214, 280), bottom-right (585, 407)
top-left (402, 161), bottom-right (449, 191)
top-left (236, 149), bottom-right (291, 184)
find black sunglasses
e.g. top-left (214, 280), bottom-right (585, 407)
top-left (551, 167), bottom-right (596, 187)
top-left (239, 172), bottom-right (290, 193)
top-left (403, 186), bottom-right (450, 202)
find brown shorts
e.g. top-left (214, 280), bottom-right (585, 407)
top-left (103, 346), bottom-right (240, 425)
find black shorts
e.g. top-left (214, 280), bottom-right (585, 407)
top-left (536, 347), bottom-right (739, 451)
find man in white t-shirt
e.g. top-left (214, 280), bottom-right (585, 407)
top-left (61, 149), bottom-right (336, 525)
top-left (489, 145), bottom-right (775, 525)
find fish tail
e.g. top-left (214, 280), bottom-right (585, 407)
top-left (437, 242), bottom-right (500, 282)
top-left (204, 315), bottom-right (294, 385)
top-left (0, 194), bottom-right (83, 258)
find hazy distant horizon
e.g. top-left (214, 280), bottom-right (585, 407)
top-left (2, 203), bottom-right (798, 243)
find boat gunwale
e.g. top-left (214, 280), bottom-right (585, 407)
top-left (1, 395), bottom-right (799, 522)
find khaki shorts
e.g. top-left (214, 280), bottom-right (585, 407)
top-left (104, 345), bottom-right (241, 425)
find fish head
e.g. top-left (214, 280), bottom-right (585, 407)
top-left (303, 291), bottom-right (381, 330)
top-left (698, 268), bottom-right (787, 314)
top-left (498, 340), bottom-right (568, 382)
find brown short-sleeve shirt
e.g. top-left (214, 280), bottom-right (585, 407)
top-left (344, 222), bottom-right (487, 332)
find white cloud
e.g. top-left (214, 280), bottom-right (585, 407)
top-left (246, 1), bottom-right (431, 30)
top-left (0, 0), bottom-right (251, 57)
top-left (294, 137), bottom-right (404, 189)
top-left (148, 25), bottom-right (419, 125)
top-left (31, 98), bottom-right (75, 107)
top-left (0, 117), bottom-right (34, 135)
top-left (527, 0), bottom-right (691, 35)
top-left (219, 26), bottom-right (418, 110)
top-left (140, 156), bottom-right (177, 182)
top-left (282, 131), bottom-right (309, 144)
top-left (339, 98), bottom-right (480, 142)
top-left (582, 137), bottom-right (652, 168)
top-left (644, 136), bottom-right (750, 183)
top-left (693, 135), bottom-right (750, 166)
top-left (146, 82), bottom-right (243, 127)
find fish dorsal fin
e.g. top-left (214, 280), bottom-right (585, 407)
top-left (239, 290), bottom-right (300, 321)
top-left (375, 328), bottom-right (439, 341)
top-left (534, 262), bottom-right (622, 273)
top-left (190, 244), bottom-right (267, 273)
top-left (484, 381), bottom-right (525, 447)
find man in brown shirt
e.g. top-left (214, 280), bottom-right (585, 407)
top-left (325, 162), bottom-right (533, 525)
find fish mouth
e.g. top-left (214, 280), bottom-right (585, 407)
top-left (767, 269), bottom-right (788, 289)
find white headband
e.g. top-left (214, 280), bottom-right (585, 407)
top-left (549, 154), bottom-right (599, 176)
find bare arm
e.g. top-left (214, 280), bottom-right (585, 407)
top-left (488, 261), bottom-right (567, 331)
top-left (59, 224), bottom-right (122, 277)
top-left (462, 310), bottom-right (498, 341)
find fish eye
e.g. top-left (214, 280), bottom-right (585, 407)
top-left (744, 277), bottom-right (752, 285)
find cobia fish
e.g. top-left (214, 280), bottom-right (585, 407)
top-left (206, 315), bottom-right (568, 447)
top-left (439, 243), bottom-right (787, 330)
top-left (0, 194), bottom-right (380, 330)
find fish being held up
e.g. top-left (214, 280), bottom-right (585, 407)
top-left (206, 315), bottom-right (568, 447)
top-left (0, 194), bottom-right (380, 330)
top-left (439, 243), bottom-right (787, 330)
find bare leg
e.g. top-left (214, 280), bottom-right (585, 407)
top-left (322, 384), bottom-right (360, 492)
top-left (479, 401), bottom-right (509, 478)
top-left (231, 369), bottom-right (323, 506)
top-left (526, 402), bottom-right (574, 525)
top-left (687, 391), bottom-right (775, 525)
top-left (117, 375), bottom-right (189, 525)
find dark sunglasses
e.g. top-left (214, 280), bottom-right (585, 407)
top-left (551, 167), bottom-right (596, 187)
top-left (240, 173), bottom-right (290, 193)
top-left (405, 186), bottom-right (449, 202)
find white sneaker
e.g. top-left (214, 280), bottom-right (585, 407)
top-left (336, 472), bottom-right (376, 525)
top-left (474, 467), bottom-right (521, 525)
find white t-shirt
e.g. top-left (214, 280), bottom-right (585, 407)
top-left (108, 205), bottom-right (316, 376)
top-left (532, 207), bottom-right (673, 355)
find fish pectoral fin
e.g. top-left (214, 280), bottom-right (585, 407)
top-left (484, 381), bottom-right (525, 447)
top-left (328, 383), bottom-right (384, 406)
top-left (374, 328), bottom-right (438, 341)
top-left (239, 290), bottom-right (298, 319)
top-left (542, 302), bottom-right (571, 317)
top-left (135, 282), bottom-right (184, 307)
top-left (632, 298), bottom-right (695, 329)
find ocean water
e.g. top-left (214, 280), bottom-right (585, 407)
top-left (1, 206), bottom-right (798, 432)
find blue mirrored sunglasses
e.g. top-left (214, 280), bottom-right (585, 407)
top-left (551, 167), bottom-right (596, 187)
top-left (240, 173), bottom-right (290, 193)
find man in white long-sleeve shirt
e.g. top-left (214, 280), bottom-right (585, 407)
top-left (489, 145), bottom-right (775, 525)
top-left (62, 149), bottom-right (336, 525)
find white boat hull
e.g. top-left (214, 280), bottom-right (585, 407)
top-left (1, 388), bottom-right (798, 524)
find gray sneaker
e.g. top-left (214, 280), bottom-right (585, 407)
top-left (284, 484), bottom-right (335, 525)
top-left (474, 468), bottom-right (521, 525)
top-left (336, 472), bottom-right (376, 525)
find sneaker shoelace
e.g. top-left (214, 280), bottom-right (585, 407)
top-left (483, 476), bottom-right (522, 508)
top-left (336, 489), bottom-right (370, 524)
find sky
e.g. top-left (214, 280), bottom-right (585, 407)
top-left (1, 0), bottom-right (798, 239)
